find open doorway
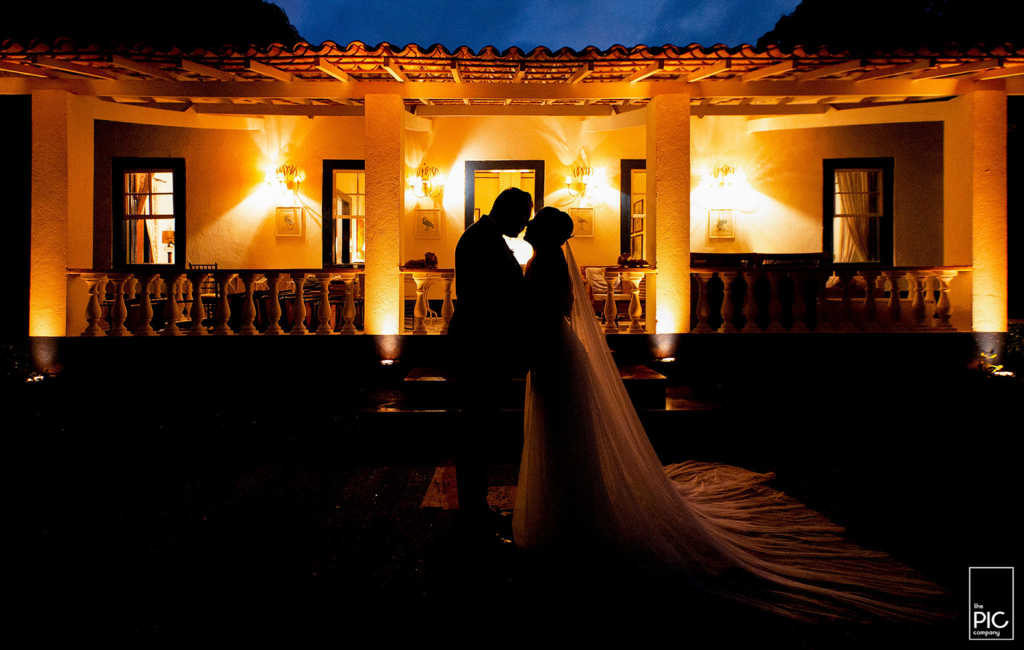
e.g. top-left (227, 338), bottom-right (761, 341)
top-left (465, 160), bottom-right (545, 264)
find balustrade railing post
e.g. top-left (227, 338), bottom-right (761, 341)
top-left (213, 272), bottom-right (235, 335)
top-left (239, 273), bottom-right (259, 335)
top-left (883, 271), bottom-right (906, 331)
top-left (187, 271), bottom-right (209, 336)
top-left (814, 273), bottom-right (833, 332)
top-left (935, 271), bottom-right (958, 331)
top-left (410, 272), bottom-right (430, 335)
top-left (160, 273), bottom-right (184, 336)
top-left (80, 273), bottom-right (108, 337)
top-left (134, 273), bottom-right (158, 337)
top-left (694, 272), bottom-right (714, 332)
top-left (623, 271), bottom-right (646, 334)
top-left (766, 271), bottom-right (785, 332)
top-left (441, 276), bottom-right (454, 335)
top-left (789, 271), bottom-right (809, 332)
top-left (859, 270), bottom-right (882, 332)
top-left (836, 271), bottom-right (857, 332)
top-left (339, 275), bottom-right (359, 334)
top-left (741, 271), bottom-right (760, 332)
top-left (290, 273), bottom-right (308, 335)
top-left (720, 271), bottom-right (739, 333)
top-left (264, 273), bottom-right (284, 335)
top-left (314, 273), bottom-right (335, 335)
top-left (603, 270), bottom-right (619, 334)
top-left (174, 275), bottom-right (188, 322)
top-left (108, 274), bottom-right (130, 336)
top-left (923, 272), bottom-right (938, 328)
top-left (907, 271), bottom-right (928, 330)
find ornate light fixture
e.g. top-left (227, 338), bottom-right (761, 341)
top-left (565, 164), bottom-right (593, 199)
top-left (268, 162), bottom-right (303, 195)
top-left (408, 164), bottom-right (445, 198)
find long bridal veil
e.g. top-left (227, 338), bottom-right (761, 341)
top-left (513, 242), bottom-right (944, 621)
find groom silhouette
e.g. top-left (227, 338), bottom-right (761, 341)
top-left (447, 187), bottom-right (532, 536)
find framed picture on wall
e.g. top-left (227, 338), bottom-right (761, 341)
top-left (632, 199), bottom-right (644, 216)
top-left (631, 234), bottom-right (644, 258)
top-left (276, 207), bottom-right (303, 236)
top-left (415, 208), bottom-right (441, 239)
top-left (708, 209), bottom-right (735, 239)
top-left (631, 216), bottom-right (644, 235)
top-left (570, 207), bottom-right (594, 238)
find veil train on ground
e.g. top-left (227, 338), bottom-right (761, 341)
top-left (512, 242), bottom-right (946, 622)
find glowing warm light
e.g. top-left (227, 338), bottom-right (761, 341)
top-left (660, 357), bottom-right (676, 363)
top-left (693, 164), bottom-right (758, 213)
top-left (505, 234), bottom-right (534, 265)
top-left (407, 164), bottom-right (445, 198)
top-left (565, 164), bottom-right (595, 199)
top-left (380, 359), bottom-right (395, 366)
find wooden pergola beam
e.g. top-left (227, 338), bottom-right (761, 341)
top-left (32, 55), bottom-right (121, 80)
top-left (627, 61), bottom-right (662, 83)
top-left (450, 60), bottom-right (463, 83)
top-left (796, 59), bottom-right (865, 81)
top-left (315, 56), bottom-right (352, 82)
top-left (913, 59), bottom-right (1001, 80)
top-left (512, 62), bottom-right (526, 83)
top-left (567, 62), bottom-right (593, 84)
top-left (741, 59), bottom-right (794, 82)
top-left (382, 57), bottom-right (408, 83)
top-left (179, 59), bottom-right (236, 81)
top-left (979, 64), bottom-right (1024, 80)
top-left (110, 54), bottom-right (178, 81)
top-left (0, 61), bottom-right (53, 78)
top-left (687, 59), bottom-right (730, 82)
top-left (856, 59), bottom-right (933, 82)
top-left (246, 59), bottom-right (294, 82)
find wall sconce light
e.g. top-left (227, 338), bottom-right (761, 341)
top-left (408, 164), bottom-right (445, 198)
top-left (695, 164), bottom-right (757, 212)
top-left (565, 164), bottom-right (593, 199)
top-left (267, 162), bottom-right (304, 196)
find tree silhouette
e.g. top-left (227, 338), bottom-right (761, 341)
top-left (757, 0), bottom-right (1021, 53)
top-left (3, 0), bottom-right (304, 51)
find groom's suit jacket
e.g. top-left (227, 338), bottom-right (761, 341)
top-left (447, 215), bottom-right (525, 378)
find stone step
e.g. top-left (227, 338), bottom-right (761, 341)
top-left (399, 364), bottom-right (669, 410)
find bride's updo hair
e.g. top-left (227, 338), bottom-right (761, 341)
top-left (525, 207), bottom-right (574, 248)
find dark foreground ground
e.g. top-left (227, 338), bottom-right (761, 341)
top-left (13, 357), bottom-right (1021, 646)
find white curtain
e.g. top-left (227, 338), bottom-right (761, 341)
top-left (833, 171), bottom-right (872, 263)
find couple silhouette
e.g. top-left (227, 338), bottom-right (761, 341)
top-left (446, 188), bottom-right (946, 623)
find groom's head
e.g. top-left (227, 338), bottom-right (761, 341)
top-left (490, 188), bottom-right (533, 238)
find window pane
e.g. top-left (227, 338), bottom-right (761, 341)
top-left (123, 218), bottom-right (175, 264)
top-left (151, 193), bottom-right (175, 216)
top-left (833, 216), bottom-right (879, 263)
top-left (125, 194), bottom-right (151, 216)
top-left (152, 171), bottom-right (173, 192)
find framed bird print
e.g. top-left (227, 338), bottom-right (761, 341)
top-left (570, 207), bottom-right (595, 238)
top-left (415, 208), bottom-right (441, 239)
top-left (708, 209), bottom-right (735, 239)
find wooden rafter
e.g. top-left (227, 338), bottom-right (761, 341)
top-left (315, 56), bottom-right (352, 82)
top-left (912, 59), bottom-right (1001, 80)
top-left (382, 57), bottom-right (408, 83)
top-left (0, 61), bottom-right (53, 78)
top-left (179, 59), bottom-right (236, 81)
top-left (741, 60), bottom-right (794, 82)
top-left (110, 54), bottom-right (178, 81)
top-left (796, 59), bottom-right (865, 81)
top-left (627, 60), bottom-right (663, 83)
top-left (33, 55), bottom-right (120, 80)
top-left (512, 62), bottom-right (526, 83)
top-left (246, 59), bottom-right (294, 82)
top-left (856, 59), bottom-right (933, 82)
top-left (450, 60), bottom-right (462, 83)
top-left (687, 60), bottom-right (730, 82)
top-left (567, 62), bottom-right (593, 84)
top-left (979, 64), bottom-right (1024, 80)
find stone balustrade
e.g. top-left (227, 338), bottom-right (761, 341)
top-left (69, 269), bottom-right (365, 337)
top-left (689, 266), bottom-right (971, 333)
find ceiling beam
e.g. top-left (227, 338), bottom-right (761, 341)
top-left (315, 56), bottom-right (352, 82)
top-left (110, 54), bottom-right (178, 81)
top-left (979, 64), bottom-right (1024, 80)
top-left (512, 62), bottom-right (526, 83)
top-left (192, 102), bottom-right (364, 116)
top-left (912, 59), bottom-right (1002, 80)
top-left (450, 60), bottom-right (463, 83)
top-left (692, 104), bottom-right (830, 116)
top-left (179, 59), bottom-right (236, 81)
top-left (796, 59), bottom-right (865, 81)
top-left (687, 60), bottom-right (731, 82)
top-left (32, 55), bottom-right (121, 80)
top-left (246, 59), bottom-right (294, 82)
top-left (855, 59), bottom-right (934, 82)
top-left (740, 59), bottom-right (794, 82)
top-left (567, 62), bottom-right (593, 84)
top-left (627, 61), bottom-right (663, 83)
top-left (382, 57), bottom-right (408, 83)
top-left (0, 61), bottom-right (53, 78)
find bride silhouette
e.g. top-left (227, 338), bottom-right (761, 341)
top-left (511, 207), bottom-right (945, 622)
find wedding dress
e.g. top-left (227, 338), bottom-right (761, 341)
top-left (512, 243), bottom-right (943, 621)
